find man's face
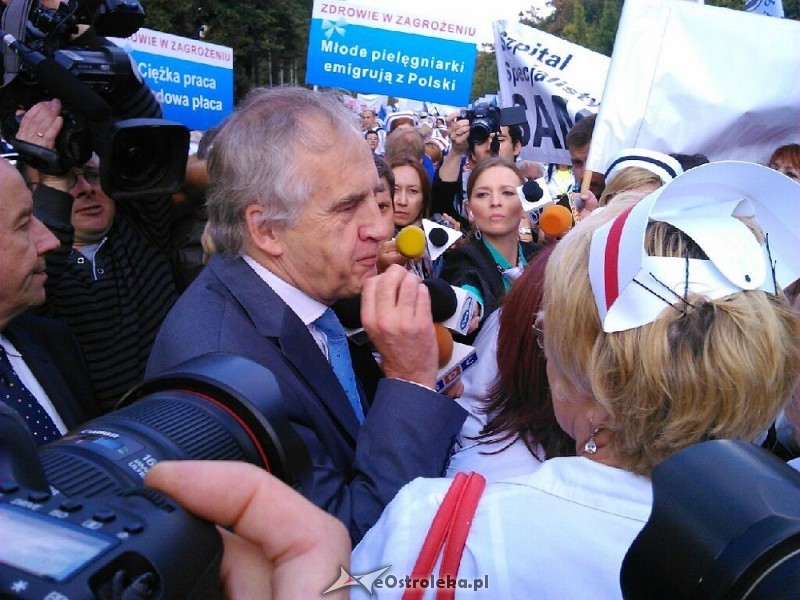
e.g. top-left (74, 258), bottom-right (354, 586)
top-left (270, 137), bottom-right (391, 305)
top-left (568, 143), bottom-right (605, 198)
top-left (365, 131), bottom-right (379, 152)
top-left (69, 157), bottom-right (116, 247)
top-left (360, 111), bottom-right (376, 130)
top-left (0, 160), bottom-right (59, 327)
top-left (471, 125), bottom-right (521, 163)
top-left (568, 143), bottom-right (590, 185)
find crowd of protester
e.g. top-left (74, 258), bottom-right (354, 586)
top-left (1, 70), bottom-right (800, 599)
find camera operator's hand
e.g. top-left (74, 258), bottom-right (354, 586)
top-left (145, 460), bottom-right (351, 600)
top-left (16, 99), bottom-right (62, 149)
top-left (16, 99), bottom-right (72, 192)
top-left (361, 264), bottom-right (438, 389)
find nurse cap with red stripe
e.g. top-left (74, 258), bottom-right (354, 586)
top-left (588, 161), bottom-right (800, 333)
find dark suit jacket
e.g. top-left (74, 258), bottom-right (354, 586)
top-left (146, 254), bottom-right (467, 543)
top-left (441, 237), bottom-right (539, 342)
top-left (4, 313), bottom-right (99, 431)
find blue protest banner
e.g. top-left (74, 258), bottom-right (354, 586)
top-left (306, 0), bottom-right (477, 105)
top-left (110, 29), bottom-right (234, 131)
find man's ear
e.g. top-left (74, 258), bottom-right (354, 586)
top-left (245, 204), bottom-right (283, 257)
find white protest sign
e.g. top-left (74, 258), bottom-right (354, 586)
top-left (493, 20), bottom-right (610, 165)
top-left (587, 0), bottom-right (800, 174)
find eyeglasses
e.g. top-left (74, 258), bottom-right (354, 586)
top-left (67, 166), bottom-right (101, 188)
top-left (531, 320), bottom-right (544, 349)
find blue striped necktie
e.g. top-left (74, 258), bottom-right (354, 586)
top-left (0, 346), bottom-right (61, 445)
top-left (314, 308), bottom-right (365, 423)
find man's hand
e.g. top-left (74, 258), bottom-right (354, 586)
top-left (361, 264), bottom-right (438, 389)
top-left (376, 240), bottom-right (405, 274)
top-left (16, 99), bottom-right (72, 192)
top-left (445, 111), bottom-right (470, 156)
top-left (16, 99), bottom-right (62, 149)
top-left (575, 189), bottom-right (599, 220)
top-left (145, 460), bottom-right (351, 600)
top-left (436, 110), bottom-right (471, 184)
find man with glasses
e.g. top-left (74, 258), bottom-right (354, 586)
top-left (359, 108), bottom-right (385, 155)
top-left (15, 98), bottom-right (182, 413)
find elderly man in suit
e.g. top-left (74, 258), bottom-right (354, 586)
top-left (0, 158), bottom-right (97, 444)
top-left (146, 86), bottom-right (467, 544)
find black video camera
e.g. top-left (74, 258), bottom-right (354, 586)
top-left (459, 102), bottom-right (528, 148)
top-left (0, 0), bottom-right (190, 199)
top-left (0, 354), bottom-right (311, 599)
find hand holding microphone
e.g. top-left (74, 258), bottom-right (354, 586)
top-left (360, 265), bottom-right (438, 389)
top-left (334, 276), bottom-right (463, 369)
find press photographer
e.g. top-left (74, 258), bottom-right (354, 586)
top-left (0, 0), bottom-right (188, 196)
top-left (431, 101), bottom-right (533, 232)
top-left (0, 0), bottom-right (203, 414)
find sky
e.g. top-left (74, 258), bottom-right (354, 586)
top-left (396, 0), bottom-right (550, 46)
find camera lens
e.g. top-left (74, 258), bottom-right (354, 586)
top-left (109, 124), bottom-right (172, 190)
top-left (37, 354), bottom-right (310, 499)
top-left (469, 121), bottom-right (491, 144)
top-left (99, 119), bottom-right (190, 199)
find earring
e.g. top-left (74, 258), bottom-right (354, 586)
top-left (474, 227), bottom-right (482, 240)
top-left (584, 427), bottom-right (600, 455)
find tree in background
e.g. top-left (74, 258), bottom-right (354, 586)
top-left (521, 0), bottom-right (798, 56)
top-left (144, 0), bottom-right (311, 101)
top-left (470, 46), bottom-right (500, 100)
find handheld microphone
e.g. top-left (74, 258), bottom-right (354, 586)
top-left (518, 177), bottom-right (555, 227)
top-left (1, 31), bottom-right (112, 122)
top-left (434, 323), bottom-right (454, 368)
top-left (539, 204), bottom-right (574, 238)
top-left (331, 293), bottom-right (456, 367)
top-left (520, 179), bottom-right (544, 203)
top-left (395, 225), bottom-right (426, 259)
top-left (421, 218), bottom-right (462, 262)
top-left (332, 279), bottom-right (459, 330)
top-left (428, 227), bottom-right (449, 248)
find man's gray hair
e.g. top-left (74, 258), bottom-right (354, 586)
top-left (206, 86), bottom-right (362, 257)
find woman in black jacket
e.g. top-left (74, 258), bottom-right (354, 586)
top-left (441, 157), bottom-right (538, 341)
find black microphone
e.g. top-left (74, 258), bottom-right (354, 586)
top-left (521, 179), bottom-right (544, 202)
top-left (428, 226), bottom-right (449, 248)
top-left (1, 31), bottom-right (112, 122)
top-left (422, 278), bottom-right (458, 323)
top-left (332, 278), bottom-right (459, 328)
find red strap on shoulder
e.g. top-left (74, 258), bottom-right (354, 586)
top-left (436, 472), bottom-right (486, 600)
top-left (401, 472), bottom-right (486, 600)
